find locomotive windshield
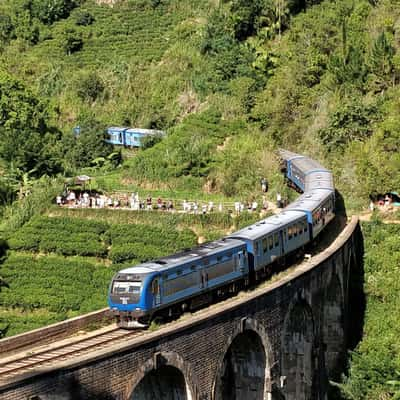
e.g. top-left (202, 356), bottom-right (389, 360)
top-left (112, 281), bottom-right (141, 294)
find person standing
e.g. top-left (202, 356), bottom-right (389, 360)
top-left (261, 177), bottom-right (268, 193)
top-left (277, 193), bottom-right (282, 208)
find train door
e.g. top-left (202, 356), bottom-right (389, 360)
top-left (279, 229), bottom-right (286, 256)
top-left (235, 251), bottom-right (246, 272)
top-left (152, 278), bottom-right (161, 306)
top-left (200, 265), bottom-right (208, 290)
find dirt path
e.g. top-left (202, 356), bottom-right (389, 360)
top-left (358, 211), bottom-right (400, 224)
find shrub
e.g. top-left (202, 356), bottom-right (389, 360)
top-left (76, 72), bottom-right (105, 103)
top-left (32, 0), bottom-right (77, 25)
top-left (60, 28), bottom-right (83, 55)
top-left (75, 11), bottom-right (95, 26)
top-left (109, 243), bottom-right (164, 264)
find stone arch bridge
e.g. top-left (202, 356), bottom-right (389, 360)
top-left (0, 217), bottom-right (363, 400)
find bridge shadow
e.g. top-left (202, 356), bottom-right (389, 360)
top-left (27, 375), bottom-right (116, 400)
top-left (328, 192), bottom-right (366, 399)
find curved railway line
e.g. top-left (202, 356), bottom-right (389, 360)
top-left (0, 149), bottom-right (345, 386)
top-left (0, 326), bottom-right (145, 382)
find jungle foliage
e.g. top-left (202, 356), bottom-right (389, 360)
top-left (339, 220), bottom-right (400, 400)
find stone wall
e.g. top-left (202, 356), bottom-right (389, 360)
top-left (0, 217), bottom-right (363, 400)
top-left (0, 309), bottom-right (112, 356)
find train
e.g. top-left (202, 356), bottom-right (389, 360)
top-left (108, 149), bottom-right (335, 328)
top-left (106, 127), bottom-right (165, 147)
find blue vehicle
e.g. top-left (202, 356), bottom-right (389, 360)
top-left (106, 127), bottom-right (165, 148)
top-left (109, 238), bottom-right (248, 328)
top-left (108, 149), bottom-right (336, 328)
top-left (228, 211), bottom-right (309, 280)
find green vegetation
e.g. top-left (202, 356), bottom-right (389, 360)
top-left (340, 220), bottom-right (400, 399)
top-left (0, 1), bottom-right (400, 396)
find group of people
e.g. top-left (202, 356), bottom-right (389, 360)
top-left (56, 190), bottom-right (124, 209)
top-left (56, 191), bottom-right (277, 216)
top-left (369, 193), bottom-right (397, 212)
top-left (56, 176), bottom-right (280, 215)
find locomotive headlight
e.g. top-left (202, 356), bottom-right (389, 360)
top-left (135, 307), bottom-right (141, 311)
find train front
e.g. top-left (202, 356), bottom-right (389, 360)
top-left (108, 267), bottom-right (153, 328)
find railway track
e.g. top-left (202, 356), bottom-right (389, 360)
top-left (0, 326), bottom-right (144, 382)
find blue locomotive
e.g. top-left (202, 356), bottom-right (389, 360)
top-left (106, 127), bottom-right (165, 148)
top-left (108, 150), bottom-right (335, 328)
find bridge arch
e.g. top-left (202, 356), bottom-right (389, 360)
top-left (127, 351), bottom-right (196, 400)
top-left (281, 297), bottom-right (315, 400)
top-left (212, 317), bottom-right (273, 400)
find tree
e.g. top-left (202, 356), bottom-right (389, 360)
top-left (32, 0), bottom-right (77, 25)
top-left (0, 15), bottom-right (14, 45)
top-left (318, 100), bottom-right (379, 153)
top-left (76, 72), bottom-right (105, 103)
top-left (230, 0), bottom-right (263, 41)
top-left (368, 32), bottom-right (395, 89)
top-left (60, 28), bottom-right (83, 55)
top-left (63, 114), bottom-right (113, 170)
top-left (0, 71), bottom-right (62, 175)
top-left (75, 11), bottom-right (95, 26)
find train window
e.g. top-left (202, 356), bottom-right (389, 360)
top-left (304, 222), bottom-right (308, 232)
top-left (113, 281), bottom-right (141, 294)
top-left (263, 238), bottom-right (268, 253)
top-left (177, 269), bottom-right (182, 275)
top-left (255, 242), bottom-right (259, 255)
top-left (151, 279), bottom-right (159, 295)
top-left (227, 252), bottom-right (232, 257)
top-left (217, 256), bottom-right (222, 262)
top-left (274, 233), bottom-right (279, 247)
top-left (298, 223), bottom-right (303, 235)
top-left (268, 236), bottom-right (274, 250)
top-left (288, 226), bottom-right (292, 240)
top-left (203, 258), bottom-right (209, 265)
top-left (294, 225), bottom-right (298, 237)
top-left (191, 265), bottom-right (196, 271)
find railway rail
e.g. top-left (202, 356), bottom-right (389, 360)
top-left (0, 326), bottom-right (144, 382)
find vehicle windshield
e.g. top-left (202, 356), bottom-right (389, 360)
top-left (112, 281), bottom-right (141, 294)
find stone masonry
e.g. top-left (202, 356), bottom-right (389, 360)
top-left (0, 217), bottom-right (363, 400)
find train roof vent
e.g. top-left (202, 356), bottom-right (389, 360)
top-left (154, 260), bottom-right (168, 265)
top-left (305, 194), bottom-right (312, 198)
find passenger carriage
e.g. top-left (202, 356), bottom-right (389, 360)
top-left (228, 211), bottom-right (309, 280)
top-left (105, 127), bottom-right (165, 148)
top-left (284, 189), bottom-right (335, 239)
top-left (106, 126), bottom-right (127, 146)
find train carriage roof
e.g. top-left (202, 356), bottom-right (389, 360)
top-left (291, 157), bottom-right (328, 174)
top-left (278, 149), bottom-right (305, 161)
top-left (117, 237), bottom-right (246, 275)
top-left (305, 171), bottom-right (334, 191)
top-left (107, 126), bottom-right (128, 132)
top-left (228, 210), bottom-right (306, 241)
top-left (284, 189), bottom-right (333, 213)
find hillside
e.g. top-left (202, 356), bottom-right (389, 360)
top-left (1, 0), bottom-right (400, 398)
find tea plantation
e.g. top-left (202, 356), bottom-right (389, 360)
top-left (0, 209), bottom-right (260, 337)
